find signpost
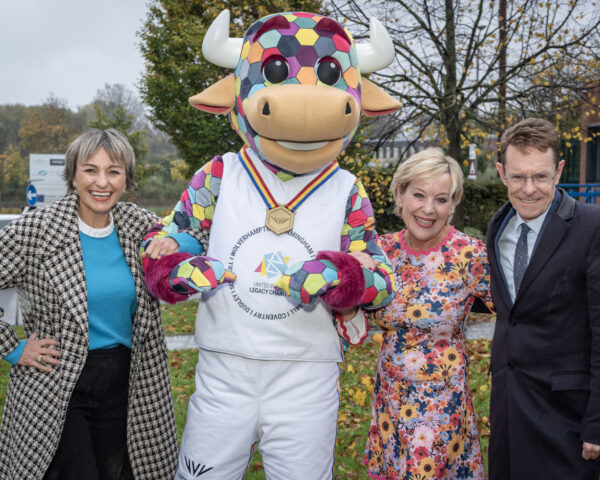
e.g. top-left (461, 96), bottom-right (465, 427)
top-left (468, 143), bottom-right (477, 180)
top-left (28, 154), bottom-right (67, 207)
top-left (26, 184), bottom-right (37, 207)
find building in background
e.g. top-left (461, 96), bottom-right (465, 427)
top-left (580, 84), bottom-right (600, 184)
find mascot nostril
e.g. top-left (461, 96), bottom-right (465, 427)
top-left (146, 10), bottom-right (402, 478)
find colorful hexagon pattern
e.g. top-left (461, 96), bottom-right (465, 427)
top-left (276, 259), bottom-right (342, 304)
top-left (295, 28), bottom-right (319, 45)
top-left (228, 12), bottom-right (364, 157)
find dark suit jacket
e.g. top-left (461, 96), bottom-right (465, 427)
top-left (487, 190), bottom-right (600, 480)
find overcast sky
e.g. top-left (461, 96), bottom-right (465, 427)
top-left (0, 0), bottom-right (149, 109)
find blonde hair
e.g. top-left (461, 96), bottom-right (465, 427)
top-left (391, 147), bottom-right (463, 217)
top-left (64, 129), bottom-right (137, 192)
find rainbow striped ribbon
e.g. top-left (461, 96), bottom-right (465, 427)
top-left (238, 146), bottom-right (340, 212)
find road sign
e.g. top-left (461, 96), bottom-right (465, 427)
top-left (26, 184), bottom-right (37, 206)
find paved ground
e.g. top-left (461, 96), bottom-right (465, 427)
top-left (166, 334), bottom-right (201, 350)
top-left (165, 321), bottom-right (496, 351)
top-left (465, 321), bottom-right (495, 340)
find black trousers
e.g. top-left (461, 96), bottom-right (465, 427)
top-left (44, 345), bottom-right (132, 480)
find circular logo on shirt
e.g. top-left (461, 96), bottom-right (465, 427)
top-left (227, 226), bottom-right (314, 319)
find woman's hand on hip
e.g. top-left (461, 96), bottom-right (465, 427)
top-left (140, 237), bottom-right (179, 260)
top-left (17, 332), bottom-right (61, 372)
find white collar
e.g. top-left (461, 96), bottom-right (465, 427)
top-left (78, 213), bottom-right (115, 238)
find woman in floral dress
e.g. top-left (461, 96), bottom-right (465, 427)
top-left (363, 148), bottom-right (493, 479)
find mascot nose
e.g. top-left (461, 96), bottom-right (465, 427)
top-left (248, 85), bottom-right (360, 141)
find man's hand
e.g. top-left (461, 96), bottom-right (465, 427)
top-left (140, 237), bottom-right (179, 260)
top-left (582, 442), bottom-right (600, 460)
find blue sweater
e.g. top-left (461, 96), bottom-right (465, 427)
top-left (4, 222), bottom-right (201, 363)
top-left (81, 229), bottom-right (136, 350)
top-left (4, 228), bottom-right (134, 362)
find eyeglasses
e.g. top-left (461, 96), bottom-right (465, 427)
top-left (504, 173), bottom-right (555, 187)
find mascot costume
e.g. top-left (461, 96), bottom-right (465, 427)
top-left (141, 10), bottom-right (400, 479)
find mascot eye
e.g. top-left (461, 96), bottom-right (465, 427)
top-left (262, 57), bottom-right (289, 84)
top-left (317, 59), bottom-right (341, 86)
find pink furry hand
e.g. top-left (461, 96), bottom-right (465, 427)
top-left (315, 251), bottom-right (365, 310)
top-left (144, 252), bottom-right (194, 304)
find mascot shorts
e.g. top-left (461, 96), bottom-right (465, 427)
top-left (175, 348), bottom-right (340, 480)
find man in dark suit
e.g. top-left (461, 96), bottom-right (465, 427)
top-left (487, 117), bottom-right (600, 479)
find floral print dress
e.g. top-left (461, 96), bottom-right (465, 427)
top-left (364, 227), bottom-right (492, 480)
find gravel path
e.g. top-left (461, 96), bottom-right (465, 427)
top-left (165, 321), bottom-right (496, 351)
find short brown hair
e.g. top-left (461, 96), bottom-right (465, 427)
top-left (63, 129), bottom-right (137, 192)
top-left (499, 117), bottom-right (560, 167)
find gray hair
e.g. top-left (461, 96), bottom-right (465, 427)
top-left (63, 129), bottom-right (137, 192)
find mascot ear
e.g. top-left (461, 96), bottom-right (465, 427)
top-left (189, 74), bottom-right (236, 114)
top-left (361, 78), bottom-right (401, 117)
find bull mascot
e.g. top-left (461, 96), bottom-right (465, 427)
top-left (141, 10), bottom-right (400, 479)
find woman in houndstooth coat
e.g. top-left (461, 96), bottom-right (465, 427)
top-left (0, 129), bottom-right (206, 479)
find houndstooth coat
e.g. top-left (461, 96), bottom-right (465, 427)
top-left (0, 192), bottom-right (198, 480)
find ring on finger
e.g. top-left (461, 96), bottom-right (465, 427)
top-left (36, 355), bottom-right (42, 363)
top-left (159, 251), bottom-right (166, 256)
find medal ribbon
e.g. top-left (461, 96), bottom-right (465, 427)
top-left (238, 146), bottom-right (340, 212)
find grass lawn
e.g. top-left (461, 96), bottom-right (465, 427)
top-left (1, 319), bottom-right (491, 479)
top-left (161, 300), bottom-right (198, 336)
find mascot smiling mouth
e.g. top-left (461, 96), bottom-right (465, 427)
top-left (276, 140), bottom-right (329, 150)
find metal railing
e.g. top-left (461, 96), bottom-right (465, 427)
top-left (557, 183), bottom-right (600, 204)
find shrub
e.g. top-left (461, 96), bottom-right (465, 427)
top-left (453, 181), bottom-right (507, 236)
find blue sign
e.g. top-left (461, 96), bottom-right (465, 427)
top-left (26, 184), bottom-right (37, 206)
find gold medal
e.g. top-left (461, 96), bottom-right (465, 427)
top-left (265, 205), bottom-right (295, 235)
top-left (238, 147), bottom-right (339, 236)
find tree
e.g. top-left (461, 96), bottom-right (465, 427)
top-left (88, 102), bottom-right (158, 192)
top-left (89, 104), bottom-right (148, 161)
top-left (330, 0), bottom-right (600, 163)
top-left (93, 83), bottom-right (147, 130)
top-left (18, 95), bottom-right (86, 154)
top-left (0, 145), bottom-right (27, 201)
top-left (0, 104), bottom-right (28, 155)
top-left (138, 0), bottom-right (324, 176)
